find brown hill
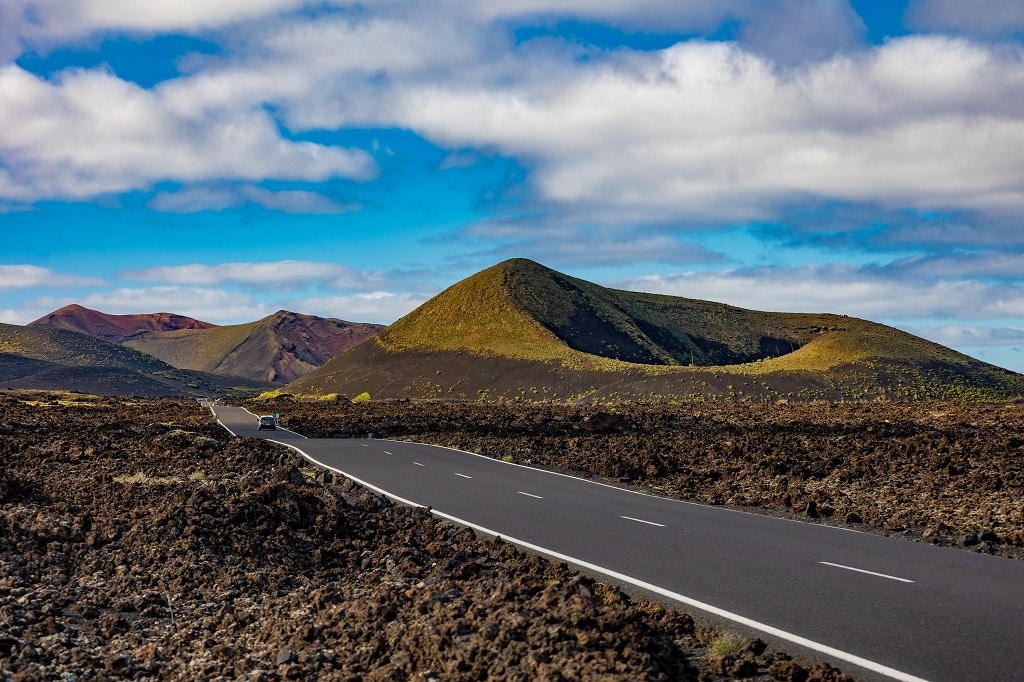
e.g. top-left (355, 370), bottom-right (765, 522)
top-left (288, 258), bottom-right (1024, 403)
top-left (30, 304), bottom-right (215, 343)
top-left (123, 311), bottom-right (383, 384)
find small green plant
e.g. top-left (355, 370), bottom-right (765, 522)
top-left (708, 632), bottom-right (748, 658)
top-left (113, 472), bottom-right (179, 485)
top-left (188, 471), bottom-right (207, 481)
top-left (352, 392), bottom-right (371, 403)
top-left (501, 455), bottom-right (514, 463)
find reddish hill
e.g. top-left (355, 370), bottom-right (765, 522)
top-left (123, 311), bottom-right (384, 384)
top-left (30, 304), bottom-right (215, 343)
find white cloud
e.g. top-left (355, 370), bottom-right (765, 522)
top-left (611, 264), bottom-right (1024, 321)
top-left (1, 2), bottom-right (1022, 243)
top-left (0, 65), bottom-right (377, 202)
top-left (148, 184), bottom-right (360, 214)
top-left (0, 264), bottom-right (101, 289)
top-left (390, 36), bottom-right (1024, 224)
top-left (119, 261), bottom-right (387, 288)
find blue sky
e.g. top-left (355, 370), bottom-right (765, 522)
top-left (2, 0), bottom-right (1024, 372)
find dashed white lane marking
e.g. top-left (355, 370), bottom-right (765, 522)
top-left (820, 562), bottom-right (915, 584)
top-left (518, 491), bottom-right (543, 499)
top-left (455, 473), bottom-right (472, 479)
top-left (382, 451), bottom-right (392, 455)
top-left (413, 462), bottom-right (425, 467)
top-left (621, 515), bottom-right (665, 527)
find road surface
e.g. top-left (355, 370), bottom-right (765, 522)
top-left (209, 402), bottom-right (1024, 682)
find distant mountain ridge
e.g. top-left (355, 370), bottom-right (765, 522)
top-left (26, 304), bottom-right (384, 390)
top-left (289, 258), bottom-right (1024, 402)
top-left (122, 310), bottom-right (384, 384)
top-left (29, 304), bottom-right (215, 343)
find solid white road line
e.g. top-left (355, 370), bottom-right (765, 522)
top-left (621, 515), bottom-right (666, 527)
top-left (820, 562), bottom-right (915, 584)
top-left (269, 440), bottom-right (931, 682)
top-left (518, 491), bottom-right (544, 499)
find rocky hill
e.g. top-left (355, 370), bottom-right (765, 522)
top-left (122, 311), bottom-right (383, 384)
top-left (288, 258), bottom-right (1024, 402)
top-left (29, 304), bottom-right (214, 343)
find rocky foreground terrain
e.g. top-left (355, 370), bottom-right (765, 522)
top-left (1, 392), bottom-right (857, 681)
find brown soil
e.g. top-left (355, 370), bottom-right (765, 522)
top-left (274, 398), bottom-right (1024, 554)
top-left (1, 392), bottom-right (854, 681)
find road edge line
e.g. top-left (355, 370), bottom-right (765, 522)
top-left (268, 438), bottom-right (930, 682)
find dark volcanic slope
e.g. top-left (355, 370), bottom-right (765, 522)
top-left (290, 258), bottom-right (1024, 402)
top-left (0, 323), bottom-right (275, 397)
top-left (29, 304), bottom-right (215, 343)
top-left (124, 311), bottom-right (384, 384)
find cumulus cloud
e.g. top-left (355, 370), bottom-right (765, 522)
top-left (149, 184), bottom-right (360, 214)
top-left (0, 264), bottom-right (101, 289)
top-left (394, 36), bottom-right (1024, 224)
top-left (0, 65), bottom-right (377, 202)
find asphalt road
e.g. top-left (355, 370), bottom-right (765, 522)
top-left (210, 402), bottom-right (1024, 682)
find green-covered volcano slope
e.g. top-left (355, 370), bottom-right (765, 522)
top-left (288, 259), bottom-right (1024, 403)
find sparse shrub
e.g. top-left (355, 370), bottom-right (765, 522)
top-left (708, 632), bottom-right (748, 657)
top-left (352, 392), bottom-right (371, 403)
